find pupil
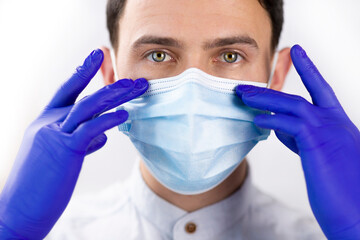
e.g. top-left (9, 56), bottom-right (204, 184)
top-left (153, 52), bottom-right (165, 62)
top-left (225, 53), bottom-right (236, 63)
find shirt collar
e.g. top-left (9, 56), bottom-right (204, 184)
top-left (129, 158), bottom-right (255, 238)
top-left (130, 158), bottom-right (187, 237)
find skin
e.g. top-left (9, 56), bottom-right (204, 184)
top-left (100, 0), bottom-right (292, 212)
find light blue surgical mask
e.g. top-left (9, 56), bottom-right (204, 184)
top-left (113, 50), bottom-right (278, 195)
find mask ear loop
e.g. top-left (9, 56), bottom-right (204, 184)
top-left (110, 48), bottom-right (120, 80)
top-left (267, 51), bottom-right (279, 88)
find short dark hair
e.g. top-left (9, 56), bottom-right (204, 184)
top-left (106, 0), bottom-right (283, 52)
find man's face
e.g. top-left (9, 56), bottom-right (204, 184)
top-left (114, 0), bottom-right (274, 83)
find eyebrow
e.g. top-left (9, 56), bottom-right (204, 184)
top-left (132, 35), bottom-right (184, 49)
top-left (202, 35), bottom-right (259, 50)
top-left (131, 34), bottom-right (259, 51)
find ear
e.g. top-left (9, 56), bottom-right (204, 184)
top-left (100, 46), bottom-right (116, 86)
top-left (270, 47), bottom-right (292, 91)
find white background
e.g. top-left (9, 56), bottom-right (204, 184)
top-left (0, 0), bottom-right (359, 217)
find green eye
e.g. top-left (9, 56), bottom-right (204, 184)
top-left (146, 51), bottom-right (172, 63)
top-left (222, 52), bottom-right (239, 63)
top-left (151, 51), bottom-right (166, 62)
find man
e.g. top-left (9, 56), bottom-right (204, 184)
top-left (0, 0), bottom-right (359, 239)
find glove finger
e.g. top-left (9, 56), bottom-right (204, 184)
top-left (86, 133), bottom-right (107, 155)
top-left (275, 131), bottom-right (299, 154)
top-left (72, 110), bottom-right (128, 151)
top-left (46, 49), bottom-right (104, 109)
top-left (61, 78), bottom-right (148, 133)
top-left (290, 45), bottom-right (340, 108)
top-left (38, 105), bottom-right (73, 126)
top-left (236, 86), bottom-right (318, 122)
top-left (253, 113), bottom-right (308, 140)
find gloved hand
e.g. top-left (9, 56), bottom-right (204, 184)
top-left (0, 49), bottom-right (149, 239)
top-left (236, 45), bottom-right (360, 239)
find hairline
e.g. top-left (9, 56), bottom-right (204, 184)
top-left (109, 0), bottom-right (280, 53)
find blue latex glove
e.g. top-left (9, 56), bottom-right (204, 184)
top-left (0, 49), bottom-right (149, 239)
top-left (236, 45), bottom-right (360, 239)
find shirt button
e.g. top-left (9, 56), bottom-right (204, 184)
top-left (185, 222), bottom-right (197, 234)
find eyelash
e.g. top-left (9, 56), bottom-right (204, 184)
top-left (144, 50), bottom-right (245, 64)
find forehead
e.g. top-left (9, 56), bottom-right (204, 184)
top-left (119, 0), bottom-right (272, 50)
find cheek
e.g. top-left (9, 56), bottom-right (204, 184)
top-left (114, 44), bottom-right (156, 80)
top-left (240, 58), bottom-right (270, 83)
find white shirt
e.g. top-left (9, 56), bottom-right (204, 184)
top-left (47, 161), bottom-right (326, 240)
